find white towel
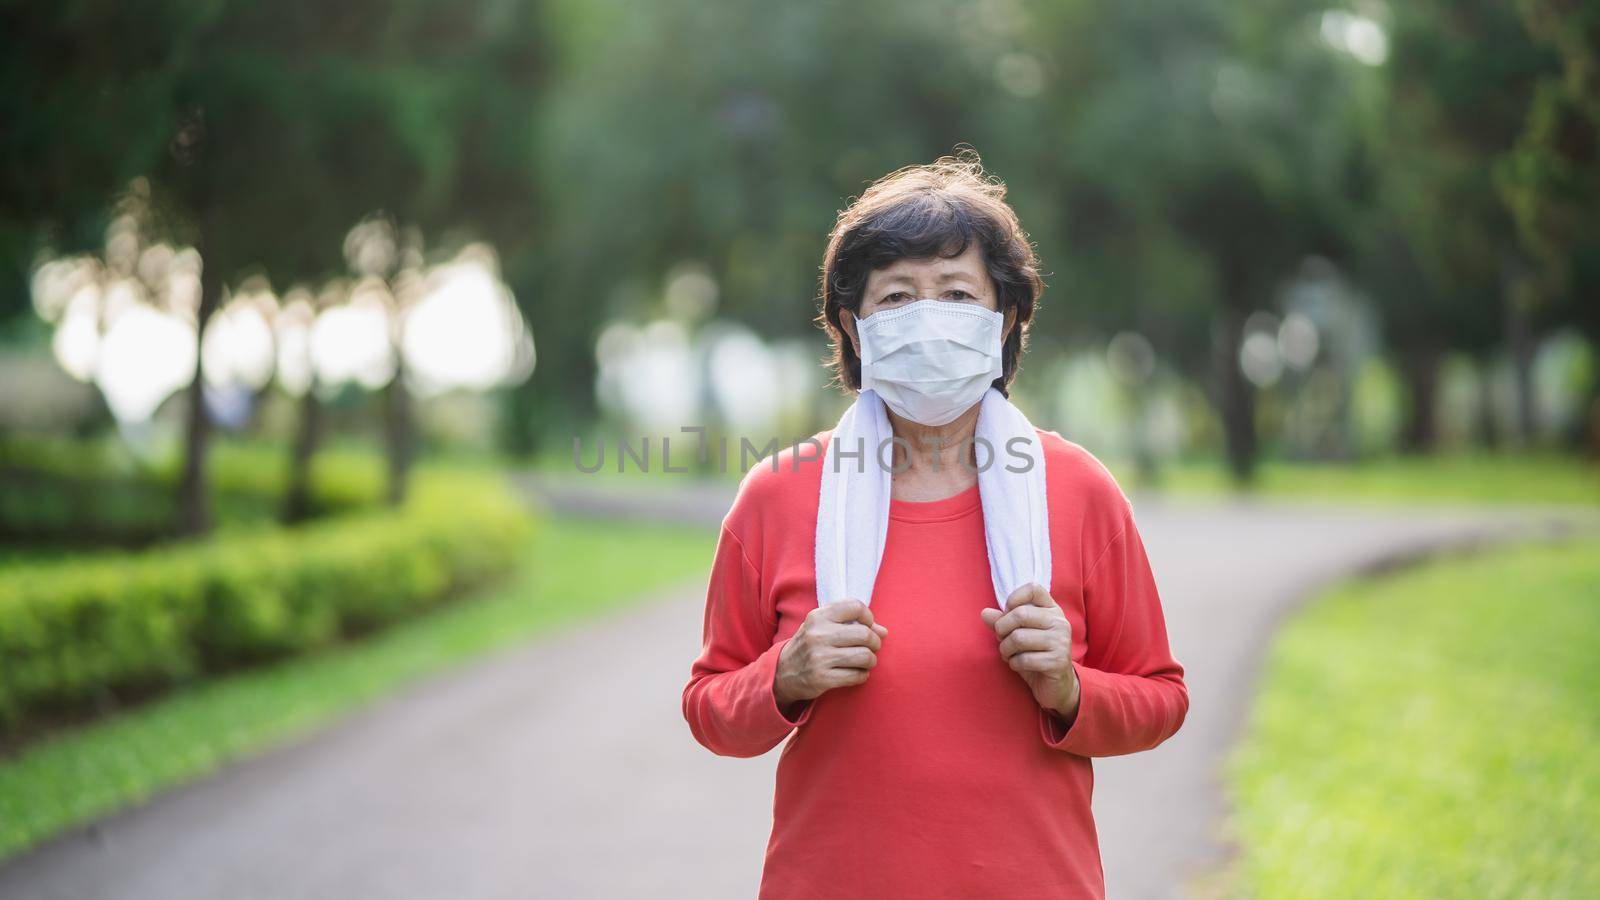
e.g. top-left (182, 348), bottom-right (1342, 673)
top-left (814, 387), bottom-right (1051, 612)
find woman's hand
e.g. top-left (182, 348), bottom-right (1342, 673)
top-left (774, 600), bottom-right (889, 710)
top-left (980, 584), bottom-right (1081, 721)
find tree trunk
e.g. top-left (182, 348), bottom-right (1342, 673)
top-left (1501, 249), bottom-right (1541, 446)
top-left (1399, 342), bottom-right (1442, 454)
top-left (1214, 309), bottom-right (1257, 485)
top-left (283, 387), bottom-right (322, 523)
top-left (1510, 315), bottom-right (1536, 445)
top-left (1587, 383), bottom-right (1600, 460)
top-left (1120, 384), bottom-right (1161, 488)
top-left (1507, 300), bottom-right (1538, 445)
top-left (1581, 343), bottom-right (1600, 458)
top-left (177, 232), bottom-right (223, 537)
top-left (504, 377), bottom-right (542, 458)
top-left (384, 356), bottom-right (410, 506)
top-left (1475, 355), bottom-right (1500, 450)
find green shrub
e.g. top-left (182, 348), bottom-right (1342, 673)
top-left (0, 437), bottom-right (387, 545)
top-left (0, 469), bottom-right (533, 732)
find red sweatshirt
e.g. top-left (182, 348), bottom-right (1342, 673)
top-left (682, 429), bottom-right (1188, 899)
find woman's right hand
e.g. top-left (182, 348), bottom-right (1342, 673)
top-left (774, 600), bottom-right (888, 710)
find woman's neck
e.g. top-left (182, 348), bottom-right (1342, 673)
top-left (882, 402), bottom-right (983, 499)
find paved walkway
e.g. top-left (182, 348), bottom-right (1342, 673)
top-left (1, 487), bottom-right (1589, 899)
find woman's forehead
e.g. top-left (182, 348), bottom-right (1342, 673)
top-left (870, 246), bottom-right (987, 285)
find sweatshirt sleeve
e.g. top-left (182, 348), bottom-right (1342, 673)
top-left (682, 524), bottom-right (813, 758)
top-left (1039, 505), bottom-right (1189, 757)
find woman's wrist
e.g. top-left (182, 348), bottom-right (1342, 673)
top-left (773, 640), bottom-right (802, 709)
top-left (773, 673), bottom-right (810, 723)
top-left (1051, 668), bottom-right (1082, 722)
top-left (773, 677), bottom-right (798, 710)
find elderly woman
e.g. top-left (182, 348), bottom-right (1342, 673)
top-left (682, 153), bottom-right (1188, 899)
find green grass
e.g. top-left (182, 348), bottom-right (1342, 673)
top-left (1227, 538), bottom-right (1600, 898)
top-left (0, 517), bottom-right (714, 863)
top-left (1128, 453), bottom-right (1600, 507)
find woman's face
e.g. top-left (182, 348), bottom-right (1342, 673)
top-left (839, 242), bottom-right (1011, 357)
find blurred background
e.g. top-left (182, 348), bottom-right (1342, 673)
top-left (3, 0), bottom-right (1598, 482)
top-left (1, 1), bottom-right (1597, 898)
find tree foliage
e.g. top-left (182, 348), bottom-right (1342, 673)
top-left (3, 0), bottom-right (1597, 470)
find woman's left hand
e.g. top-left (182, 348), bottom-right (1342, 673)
top-left (980, 584), bottom-right (1081, 722)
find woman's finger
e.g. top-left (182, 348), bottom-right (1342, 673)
top-left (1007, 650), bottom-right (1064, 674)
top-left (999, 628), bottom-right (1055, 659)
top-left (821, 599), bottom-right (888, 635)
top-left (1005, 583), bottom-right (1056, 610)
top-left (832, 646), bottom-right (877, 669)
top-left (823, 666), bottom-right (871, 688)
top-left (826, 623), bottom-right (881, 650)
top-left (994, 604), bottom-right (1054, 639)
top-left (820, 599), bottom-right (870, 624)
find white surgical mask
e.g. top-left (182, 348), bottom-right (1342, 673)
top-left (855, 298), bottom-right (1004, 426)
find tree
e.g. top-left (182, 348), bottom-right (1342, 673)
top-left (150, 4), bottom-right (450, 532)
top-left (4, 2), bottom-right (443, 531)
top-left (1499, 0), bottom-right (1600, 451)
top-left (1362, 0), bottom-right (1559, 449)
top-left (0, 3), bottom-right (189, 351)
top-left (1027, 0), bottom-right (1362, 481)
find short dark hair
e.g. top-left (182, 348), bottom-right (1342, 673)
top-left (817, 149), bottom-right (1046, 395)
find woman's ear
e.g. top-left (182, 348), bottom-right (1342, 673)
top-left (1002, 306), bottom-right (1018, 343)
top-left (839, 309), bottom-right (861, 357)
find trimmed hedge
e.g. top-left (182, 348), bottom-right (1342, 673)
top-left (0, 469), bottom-right (533, 733)
top-left (0, 438), bottom-right (386, 545)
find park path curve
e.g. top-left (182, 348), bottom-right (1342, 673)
top-left (0, 487), bottom-right (1589, 899)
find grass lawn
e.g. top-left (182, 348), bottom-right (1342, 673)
top-left (1227, 538), bottom-right (1600, 898)
top-left (0, 517), bottom-right (715, 863)
top-left (1129, 453), bottom-right (1600, 507)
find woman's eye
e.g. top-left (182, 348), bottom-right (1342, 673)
top-left (946, 290), bottom-right (975, 301)
top-left (882, 292), bottom-right (910, 303)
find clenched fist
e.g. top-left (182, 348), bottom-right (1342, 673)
top-left (980, 583), bottom-right (1081, 721)
top-left (774, 600), bottom-right (889, 713)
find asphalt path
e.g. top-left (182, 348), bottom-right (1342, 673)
top-left (1, 486), bottom-right (1589, 899)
